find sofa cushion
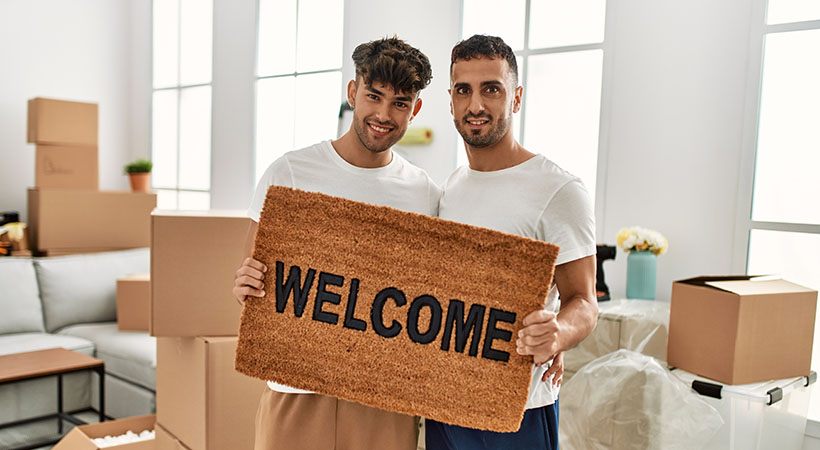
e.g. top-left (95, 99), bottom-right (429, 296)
top-left (59, 322), bottom-right (156, 390)
top-left (0, 259), bottom-right (45, 334)
top-left (0, 332), bottom-right (94, 356)
top-left (34, 248), bottom-right (150, 332)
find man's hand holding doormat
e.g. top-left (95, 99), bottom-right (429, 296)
top-left (234, 186), bottom-right (559, 432)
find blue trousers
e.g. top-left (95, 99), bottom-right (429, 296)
top-left (426, 400), bottom-right (559, 450)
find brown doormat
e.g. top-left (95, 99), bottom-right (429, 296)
top-left (235, 186), bottom-right (559, 432)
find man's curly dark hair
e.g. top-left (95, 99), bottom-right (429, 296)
top-left (352, 37), bottom-right (433, 95)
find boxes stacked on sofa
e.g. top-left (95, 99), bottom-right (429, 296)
top-left (151, 210), bottom-right (265, 450)
top-left (0, 249), bottom-right (156, 448)
top-left (26, 97), bottom-right (157, 256)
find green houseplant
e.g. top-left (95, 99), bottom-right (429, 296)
top-left (124, 158), bottom-right (153, 193)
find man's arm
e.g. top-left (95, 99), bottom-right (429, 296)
top-left (516, 255), bottom-right (598, 365)
top-left (232, 220), bottom-right (267, 306)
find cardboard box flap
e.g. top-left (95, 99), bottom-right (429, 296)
top-left (152, 209), bottom-right (248, 218)
top-left (119, 273), bottom-right (150, 282)
top-left (676, 275), bottom-right (756, 286)
top-left (705, 279), bottom-right (815, 296)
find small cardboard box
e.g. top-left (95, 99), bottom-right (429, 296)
top-left (28, 189), bottom-right (156, 251)
top-left (668, 276), bottom-right (818, 384)
top-left (117, 274), bottom-right (150, 331)
top-left (52, 414), bottom-right (155, 449)
top-left (28, 97), bottom-right (98, 147)
top-left (150, 211), bottom-right (250, 337)
top-left (156, 337), bottom-right (265, 450)
top-left (155, 423), bottom-right (191, 450)
top-left (35, 144), bottom-right (99, 189)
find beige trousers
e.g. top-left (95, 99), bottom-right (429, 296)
top-left (254, 389), bottom-right (418, 450)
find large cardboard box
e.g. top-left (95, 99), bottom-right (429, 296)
top-left (155, 423), bottom-right (191, 450)
top-left (150, 211), bottom-right (250, 337)
top-left (156, 337), bottom-right (265, 450)
top-left (35, 144), bottom-right (98, 189)
top-left (668, 276), bottom-right (817, 384)
top-left (28, 97), bottom-right (98, 146)
top-left (28, 189), bottom-right (156, 251)
top-left (52, 414), bottom-right (155, 449)
top-left (118, 274), bottom-right (150, 331)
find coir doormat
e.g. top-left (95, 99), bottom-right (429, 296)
top-left (235, 186), bottom-right (559, 432)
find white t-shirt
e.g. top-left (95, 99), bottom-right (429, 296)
top-left (438, 153), bottom-right (596, 409)
top-left (247, 140), bottom-right (441, 394)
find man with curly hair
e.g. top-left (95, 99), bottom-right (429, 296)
top-left (233, 37), bottom-right (439, 450)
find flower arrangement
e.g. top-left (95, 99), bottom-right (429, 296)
top-left (616, 226), bottom-right (668, 255)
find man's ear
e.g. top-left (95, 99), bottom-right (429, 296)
top-left (448, 88), bottom-right (453, 116)
top-left (512, 85), bottom-right (523, 113)
top-left (347, 80), bottom-right (358, 108)
top-left (410, 97), bottom-right (423, 121)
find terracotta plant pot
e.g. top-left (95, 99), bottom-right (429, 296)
top-left (129, 172), bottom-right (151, 192)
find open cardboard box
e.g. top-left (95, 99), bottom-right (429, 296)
top-left (668, 275), bottom-right (817, 384)
top-left (52, 414), bottom-right (155, 450)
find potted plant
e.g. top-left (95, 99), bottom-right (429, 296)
top-left (124, 158), bottom-right (153, 193)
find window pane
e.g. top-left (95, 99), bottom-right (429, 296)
top-left (752, 29), bottom-right (820, 224)
top-left (153, 0), bottom-right (179, 88)
top-left (156, 189), bottom-right (178, 210)
top-left (258, 0), bottom-right (297, 76)
top-left (529, 0), bottom-right (606, 48)
top-left (748, 229), bottom-right (820, 402)
top-left (462, 0), bottom-right (526, 51)
top-left (294, 72), bottom-right (342, 149)
top-left (152, 90), bottom-right (179, 189)
top-left (178, 86), bottom-right (212, 190)
top-left (523, 50), bottom-right (603, 200)
top-left (256, 76), bottom-right (296, 181)
top-left (296, 0), bottom-right (344, 72)
top-left (179, 0), bottom-right (213, 86)
top-left (767, 0), bottom-right (820, 25)
top-left (178, 191), bottom-right (211, 210)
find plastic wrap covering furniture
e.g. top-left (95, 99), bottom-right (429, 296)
top-left (565, 299), bottom-right (670, 374)
top-left (560, 349), bottom-right (723, 450)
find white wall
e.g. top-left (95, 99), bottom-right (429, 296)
top-left (0, 0), bottom-right (145, 222)
top-left (598, 0), bottom-right (755, 300)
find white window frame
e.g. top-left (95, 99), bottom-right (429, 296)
top-left (150, 0), bottom-right (214, 209)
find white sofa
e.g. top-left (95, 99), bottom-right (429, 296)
top-left (0, 249), bottom-right (155, 442)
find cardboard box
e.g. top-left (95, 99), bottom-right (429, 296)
top-left (28, 189), bottom-right (156, 251)
top-left (35, 144), bottom-right (99, 189)
top-left (155, 423), bottom-right (191, 450)
top-left (52, 414), bottom-right (155, 449)
top-left (118, 274), bottom-right (150, 331)
top-left (150, 211), bottom-right (250, 337)
top-left (668, 276), bottom-right (818, 384)
top-left (156, 337), bottom-right (265, 450)
top-left (28, 97), bottom-right (98, 146)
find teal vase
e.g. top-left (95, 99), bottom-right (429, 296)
top-left (626, 250), bottom-right (657, 299)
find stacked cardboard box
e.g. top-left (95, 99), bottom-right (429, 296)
top-left (26, 97), bottom-right (156, 255)
top-left (117, 274), bottom-right (150, 331)
top-left (151, 210), bottom-right (264, 450)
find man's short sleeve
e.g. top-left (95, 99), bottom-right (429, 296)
top-left (247, 157), bottom-right (294, 222)
top-left (536, 179), bottom-right (596, 266)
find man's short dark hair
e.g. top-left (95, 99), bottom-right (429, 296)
top-left (352, 37), bottom-right (433, 95)
top-left (450, 35), bottom-right (518, 85)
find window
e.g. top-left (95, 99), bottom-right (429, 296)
top-left (152, 0), bottom-right (214, 210)
top-left (740, 0), bottom-right (820, 417)
top-left (255, 0), bottom-right (344, 182)
top-left (460, 0), bottom-right (606, 200)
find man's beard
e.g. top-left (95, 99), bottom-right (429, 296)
top-left (353, 115), bottom-right (401, 153)
top-left (455, 113), bottom-right (511, 148)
